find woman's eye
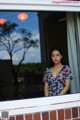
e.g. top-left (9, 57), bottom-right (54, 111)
top-left (51, 54), bottom-right (60, 57)
top-left (57, 54), bottom-right (59, 56)
top-left (56, 54), bottom-right (60, 57)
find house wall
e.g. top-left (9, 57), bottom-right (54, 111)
top-left (0, 93), bottom-right (80, 120)
top-left (9, 107), bottom-right (80, 120)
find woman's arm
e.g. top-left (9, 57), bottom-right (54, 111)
top-left (44, 82), bottom-right (49, 97)
top-left (59, 79), bottom-right (70, 95)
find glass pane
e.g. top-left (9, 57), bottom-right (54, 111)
top-left (0, 11), bottom-right (43, 101)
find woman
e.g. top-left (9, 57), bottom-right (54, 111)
top-left (43, 47), bottom-right (73, 96)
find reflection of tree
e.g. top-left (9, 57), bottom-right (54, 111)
top-left (0, 21), bottom-right (39, 99)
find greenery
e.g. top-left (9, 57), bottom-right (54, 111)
top-left (14, 62), bottom-right (43, 76)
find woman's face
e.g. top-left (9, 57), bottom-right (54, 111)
top-left (51, 50), bottom-right (63, 64)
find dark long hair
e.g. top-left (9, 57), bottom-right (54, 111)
top-left (49, 47), bottom-right (65, 67)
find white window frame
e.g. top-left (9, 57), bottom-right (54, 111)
top-left (0, 0), bottom-right (80, 12)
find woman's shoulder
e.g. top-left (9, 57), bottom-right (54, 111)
top-left (44, 67), bottom-right (50, 71)
top-left (44, 67), bottom-right (52, 74)
top-left (63, 65), bottom-right (72, 72)
top-left (64, 65), bottom-right (71, 69)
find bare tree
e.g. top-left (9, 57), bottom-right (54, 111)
top-left (0, 21), bottom-right (39, 99)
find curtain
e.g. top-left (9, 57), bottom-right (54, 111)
top-left (67, 12), bottom-right (80, 94)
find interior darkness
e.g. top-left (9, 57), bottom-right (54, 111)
top-left (0, 60), bottom-right (14, 101)
top-left (44, 12), bottom-right (68, 66)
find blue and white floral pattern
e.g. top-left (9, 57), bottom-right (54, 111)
top-left (43, 65), bottom-right (73, 96)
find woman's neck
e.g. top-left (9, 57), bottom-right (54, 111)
top-left (53, 63), bottom-right (63, 68)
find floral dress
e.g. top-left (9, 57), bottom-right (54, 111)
top-left (43, 65), bottom-right (73, 96)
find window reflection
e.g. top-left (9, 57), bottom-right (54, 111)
top-left (0, 11), bottom-right (43, 101)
